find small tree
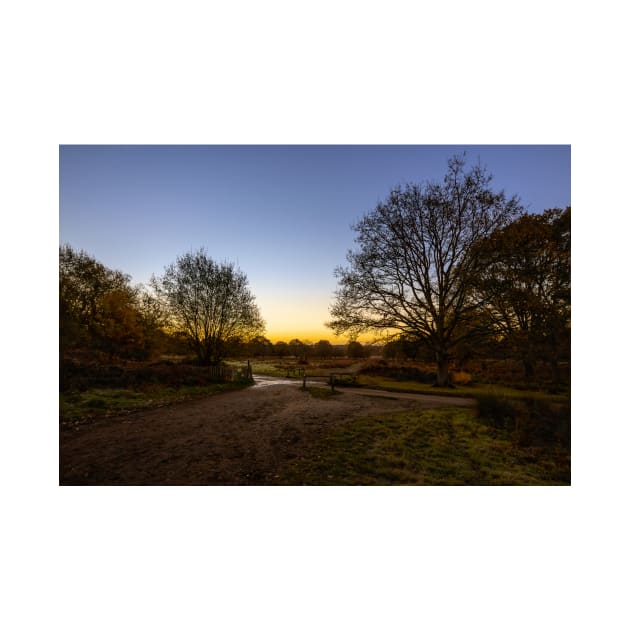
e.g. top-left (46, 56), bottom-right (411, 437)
top-left (247, 335), bottom-right (274, 357)
top-left (314, 339), bottom-right (334, 359)
top-left (328, 155), bottom-right (521, 386)
top-left (274, 341), bottom-right (289, 357)
top-left (346, 340), bottom-right (365, 359)
top-left (288, 338), bottom-right (306, 360)
top-left (152, 249), bottom-right (264, 365)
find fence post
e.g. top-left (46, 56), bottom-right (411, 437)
top-left (302, 373), bottom-right (307, 389)
top-left (331, 373), bottom-right (335, 392)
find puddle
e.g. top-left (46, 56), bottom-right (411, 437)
top-left (252, 375), bottom-right (330, 389)
top-left (252, 375), bottom-right (302, 388)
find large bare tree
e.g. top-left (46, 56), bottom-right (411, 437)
top-left (152, 249), bottom-right (264, 365)
top-left (327, 155), bottom-right (522, 386)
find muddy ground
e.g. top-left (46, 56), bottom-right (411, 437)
top-left (59, 378), bottom-right (475, 485)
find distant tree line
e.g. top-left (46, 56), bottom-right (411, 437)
top-left (234, 336), bottom-right (376, 361)
top-left (328, 155), bottom-right (570, 385)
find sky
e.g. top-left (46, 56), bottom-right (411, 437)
top-left (59, 145), bottom-right (571, 342)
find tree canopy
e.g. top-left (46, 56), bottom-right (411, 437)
top-left (60, 244), bottom-right (165, 359)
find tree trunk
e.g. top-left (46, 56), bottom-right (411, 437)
top-left (435, 350), bottom-right (452, 387)
top-left (523, 357), bottom-right (535, 381)
top-left (548, 330), bottom-right (562, 385)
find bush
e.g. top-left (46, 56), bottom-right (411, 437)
top-left (360, 362), bottom-right (435, 383)
top-left (60, 358), bottom-right (247, 392)
top-left (475, 394), bottom-right (570, 448)
top-left (475, 394), bottom-right (523, 431)
top-left (452, 370), bottom-right (472, 385)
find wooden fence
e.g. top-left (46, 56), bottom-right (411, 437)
top-left (208, 361), bottom-right (253, 383)
top-left (299, 371), bottom-right (358, 391)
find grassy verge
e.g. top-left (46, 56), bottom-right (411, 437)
top-left (276, 407), bottom-right (570, 485)
top-left (354, 375), bottom-right (569, 404)
top-left (60, 382), bottom-right (250, 425)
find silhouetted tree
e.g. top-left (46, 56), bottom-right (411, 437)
top-left (383, 336), bottom-right (425, 361)
top-left (313, 339), bottom-right (334, 358)
top-left (151, 249), bottom-right (264, 365)
top-left (247, 335), bottom-right (274, 357)
top-left (288, 338), bottom-right (306, 360)
top-left (274, 340), bottom-right (289, 357)
top-left (328, 155), bottom-right (522, 386)
top-left (346, 340), bottom-right (365, 359)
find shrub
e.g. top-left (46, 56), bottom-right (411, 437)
top-left (360, 362), bottom-right (435, 383)
top-left (475, 394), bottom-right (570, 448)
top-left (60, 358), bottom-right (247, 392)
top-left (452, 370), bottom-right (472, 385)
top-left (475, 394), bottom-right (522, 431)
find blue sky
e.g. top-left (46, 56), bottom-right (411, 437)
top-left (59, 145), bottom-right (570, 341)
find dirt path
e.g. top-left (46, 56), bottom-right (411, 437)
top-left (60, 379), bottom-right (476, 485)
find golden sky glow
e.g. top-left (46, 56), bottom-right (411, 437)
top-left (258, 291), bottom-right (337, 342)
top-left (257, 291), bottom-right (382, 343)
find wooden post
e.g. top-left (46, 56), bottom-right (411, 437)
top-left (331, 373), bottom-right (335, 392)
top-left (302, 373), bottom-right (307, 389)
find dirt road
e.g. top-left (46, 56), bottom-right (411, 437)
top-left (60, 378), bottom-right (475, 485)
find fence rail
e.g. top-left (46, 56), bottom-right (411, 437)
top-left (299, 371), bottom-right (358, 391)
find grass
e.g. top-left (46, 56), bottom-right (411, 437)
top-left (354, 375), bottom-right (569, 404)
top-left (59, 382), bottom-right (250, 424)
top-left (276, 407), bottom-right (570, 485)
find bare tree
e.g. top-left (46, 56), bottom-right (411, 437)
top-left (327, 155), bottom-right (522, 386)
top-left (152, 249), bottom-right (264, 365)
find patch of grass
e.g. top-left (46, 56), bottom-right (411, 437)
top-left (60, 382), bottom-right (249, 424)
top-left (276, 408), bottom-right (570, 485)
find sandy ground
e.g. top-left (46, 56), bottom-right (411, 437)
top-left (59, 377), bottom-right (475, 485)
